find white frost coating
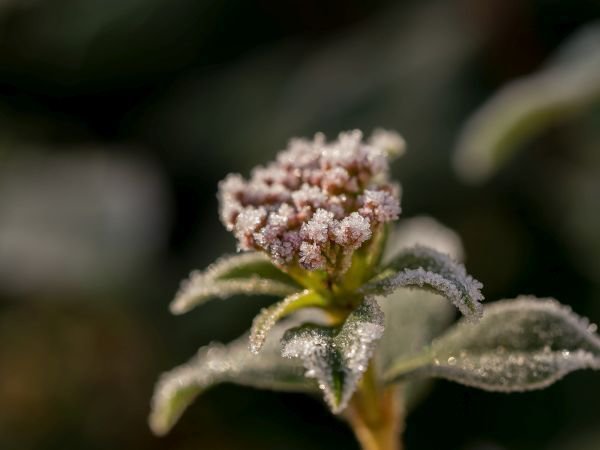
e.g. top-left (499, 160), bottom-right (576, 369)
top-left (359, 189), bottom-right (401, 223)
top-left (386, 297), bottom-right (600, 392)
top-left (217, 129), bottom-right (403, 272)
top-left (149, 316), bottom-right (318, 436)
top-left (333, 212), bottom-right (372, 250)
top-left (365, 245), bottom-right (484, 320)
top-left (387, 267), bottom-right (483, 320)
top-left (384, 216), bottom-right (464, 263)
top-left (171, 278), bottom-right (298, 314)
top-left (300, 209), bottom-right (335, 244)
top-left (281, 297), bottom-right (385, 413)
top-left (298, 241), bottom-right (326, 270)
top-left (249, 290), bottom-right (325, 354)
top-left (170, 252), bottom-right (299, 314)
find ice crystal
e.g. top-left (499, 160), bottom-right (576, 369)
top-left (217, 129), bottom-right (403, 272)
top-left (170, 252), bottom-right (299, 314)
top-left (333, 212), bottom-right (372, 250)
top-left (281, 297), bottom-right (385, 413)
top-left (300, 209), bottom-right (335, 244)
top-left (385, 297), bottom-right (600, 391)
top-left (299, 241), bottom-right (326, 270)
top-left (358, 189), bottom-right (402, 223)
top-left (249, 289), bottom-right (327, 354)
top-left (363, 245), bottom-right (484, 320)
top-left (149, 314), bottom-right (319, 436)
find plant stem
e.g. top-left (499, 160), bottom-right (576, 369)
top-left (345, 364), bottom-right (405, 450)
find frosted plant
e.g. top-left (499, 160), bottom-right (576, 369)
top-left (149, 129), bottom-right (600, 450)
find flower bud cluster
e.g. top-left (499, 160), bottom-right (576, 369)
top-left (218, 129), bottom-right (404, 271)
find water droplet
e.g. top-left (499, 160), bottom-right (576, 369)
top-left (447, 356), bottom-right (457, 366)
top-left (588, 323), bottom-right (598, 333)
top-left (433, 358), bottom-right (440, 366)
top-left (561, 350), bottom-right (570, 358)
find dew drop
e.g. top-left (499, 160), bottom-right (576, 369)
top-left (447, 356), bottom-right (457, 366)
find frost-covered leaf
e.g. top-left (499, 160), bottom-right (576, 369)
top-left (149, 314), bottom-right (318, 436)
top-left (384, 297), bottom-right (600, 392)
top-left (364, 245), bottom-right (483, 320)
top-left (249, 289), bottom-right (328, 354)
top-left (453, 22), bottom-right (600, 183)
top-left (170, 252), bottom-right (300, 314)
top-left (281, 297), bottom-right (384, 413)
top-left (383, 215), bottom-right (464, 263)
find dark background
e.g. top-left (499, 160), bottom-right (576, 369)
top-left (0, 0), bottom-right (599, 449)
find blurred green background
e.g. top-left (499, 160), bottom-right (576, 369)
top-left (1, 1), bottom-right (599, 449)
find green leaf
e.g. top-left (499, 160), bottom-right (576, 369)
top-left (377, 289), bottom-right (456, 411)
top-left (149, 314), bottom-right (316, 436)
top-left (384, 297), bottom-right (600, 392)
top-left (363, 245), bottom-right (483, 320)
top-left (378, 290), bottom-right (455, 375)
top-left (170, 252), bottom-right (300, 314)
top-left (383, 215), bottom-right (464, 264)
top-left (249, 289), bottom-right (328, 354)
top-left (453, 23), bottom-right (600, 183)
top-left (281, 297), bottom-right (385, 414)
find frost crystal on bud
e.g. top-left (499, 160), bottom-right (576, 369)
top-left (299, 241), bottom-right (326, 270)
top-left (359, 189), bottom-right (401, 223)
top-left (218, 129), bottom-right (404, 271)
top-left (301, 209), bottom-right (335, 244)
top-left (333, 212), bottom-right (372, 250)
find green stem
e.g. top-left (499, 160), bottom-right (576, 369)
top-left (345, 364), bottom-right (405, 450)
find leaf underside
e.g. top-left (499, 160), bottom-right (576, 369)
top-left (149, 313), bottom-right (320, 436)
top-left (170, 252), bottom-right (300, 314)
top-left (385, 297), bottom-right (600, 392)
top-left (364, 245), bottom-right (484, 321)
top-left (281, 297), bottom-right (385, 413)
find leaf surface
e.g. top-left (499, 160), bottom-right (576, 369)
top-left (149, 314), bottom-right (316, 436)
top-left (364, 245), bottom-right (483, 320)
top-left (385, 297), bottom-right (600, 392)
top-left (281, 297), bottom-right (385, 413)
top-left (170, 252), bottom-right (299, 314)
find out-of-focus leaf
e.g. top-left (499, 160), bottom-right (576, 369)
top-left (149, 315), bottom-right (316, 436)
top-left (383, 215), bottom-right (464, 263)
top-left (385, 297), bottom-right (600, 392)
top-left (363, 246), bottom-right (483, 320)
top-left (378, 290), bottom-right (455, 411)
top-left (281, 297), bottom-right (384, 413)
top-left (0, 152), bottom-right (167, 296)
top-left (170, 252), bottom-right (300, 314)
top-left (378, 290), bottom-right (455, 376)
top-left (453, 23), bottom-right (600, 183)
top-left (249, 289), bottom-right (328, 354)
